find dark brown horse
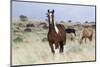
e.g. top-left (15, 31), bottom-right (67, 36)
top-left (47, 9), bottom-right (66, 54)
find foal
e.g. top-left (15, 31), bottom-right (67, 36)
top-left (47, 9), bottom-right (66, 54)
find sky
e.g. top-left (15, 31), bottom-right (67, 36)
top-left (12, 1), bottom-right (96, 22)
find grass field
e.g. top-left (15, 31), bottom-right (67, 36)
top-left (12, 20), bottom-right (96, 66)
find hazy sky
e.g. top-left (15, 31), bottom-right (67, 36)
top-left (12, 1), bottom-right (95, 22)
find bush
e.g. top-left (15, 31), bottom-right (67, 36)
top-left (24, 28), bottom-right (32, 32)
top-left (42, 37), bottom-right (47, 42)
top-left (26, 23), bottom-right (35, 27)
top-left (13, 37), bottom-right (23, 42)
top-left (19, 15), bottom-right (28, 22)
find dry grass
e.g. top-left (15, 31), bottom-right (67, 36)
top-left (12, 21), bottom-right (96, 66)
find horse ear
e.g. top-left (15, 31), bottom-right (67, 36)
top-left (48, 9), bottom-right (50, 12)
top-left (52, 9), bottom-right (54, 13)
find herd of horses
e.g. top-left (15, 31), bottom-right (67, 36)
top-left (46, 9), bottom-right (94, 54)
top-left (15, 9), bottom-right (94, 54)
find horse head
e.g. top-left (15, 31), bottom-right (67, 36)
top-left (46, 9), bottom-right (54, 24)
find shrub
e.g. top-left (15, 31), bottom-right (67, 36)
top-left (42, 37), bottom-right (47, 42)
top-left (24, 28), bottom-right (32, 32)
top-left (19, 15), bottom-right (28, 22)
top-left (13, 37), bottom-right (23, 42)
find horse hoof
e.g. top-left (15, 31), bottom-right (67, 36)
top-left (59, 50), bottom-right (63, 53)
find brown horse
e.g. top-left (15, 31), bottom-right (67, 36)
top-left (47, 9), bottom-right (66, 54)
top-left (80, 25), bottom-right (93, 44)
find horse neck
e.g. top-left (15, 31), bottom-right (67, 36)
top-left (48, 22), bottom-right (55, 32)
top-left (48, 18), bottom-right (56, 32)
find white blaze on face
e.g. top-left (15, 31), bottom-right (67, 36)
top-left (49, 13), bottom-right (59, 34)
top-left (49, 13), bottom-right (52, 24)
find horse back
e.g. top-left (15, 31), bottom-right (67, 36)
top-left (56, 24), bottom-right (66, 44)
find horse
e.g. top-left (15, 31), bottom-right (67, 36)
top-left (65, 28), bottom-right (76, 36)
top-left (47, 9), bottom-right (66, 54)
top-left (80, 25), bottom-right (93, 44)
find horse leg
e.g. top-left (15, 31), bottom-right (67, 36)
top-left (55, 43), bottom-right (59, 49)
top-left (74, 32), bottom-right (76, 36)
top-left (85, 38), bottom-right (87, 43)
top-left (89, 35), bottom-right (92, 42)
top-left (59, 42), bottom-right (64, 53)
top-left (49, 42), bottom-right (55, 54)
top-left (80, 36), bottom-right (84, 44)
top-left (71, 34), bottom-right (74, 41)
